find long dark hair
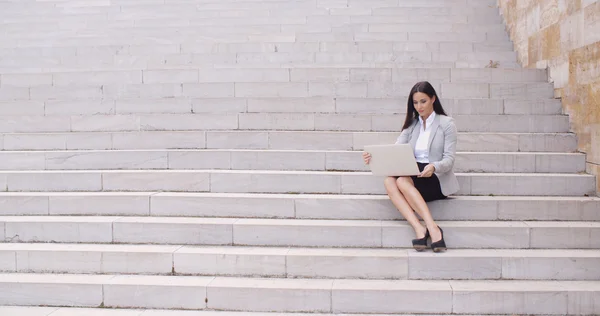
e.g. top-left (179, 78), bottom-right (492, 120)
top-left (402, 81), bottom-right (448, 130)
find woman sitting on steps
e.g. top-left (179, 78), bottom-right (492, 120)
top-left (363, 81), bottom-right (459, 252)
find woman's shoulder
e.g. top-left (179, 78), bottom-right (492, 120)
top-left (438, 114), bottom-right (455, 125)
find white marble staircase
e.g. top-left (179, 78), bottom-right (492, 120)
top-left (0, 0), bottom-right (599, 315)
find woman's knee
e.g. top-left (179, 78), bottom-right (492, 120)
top-left (395, 176), bottom-right (414, 191)
top-left (384, 176), bottom-right (396, 186)
top-left (384, 176), bottom-right (398, 190)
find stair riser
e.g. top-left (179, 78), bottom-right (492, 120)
top-left (1, 5), bottom-right (502, 16)
top-left (1, 68), bottom-right (546, 87)
top-left (0, 98), bottom-right (563, 116)
top-left (0, 131), bottom-right (577, 152)
top-left (0, 114), bottom-right (569, 134)
top-left (1, 53), bottom-right (521, 65)
top-left (2, 249), bottom-right (599, 281)
top-left (2, 34), bottom-right (511, 47)
top-left (0, 83), bottom-right (555, 101)
top-left (2, 220), bottom-right (599, 249)
top-left (0, 278), bottom-right (594, 314)
top-left (0, 55), bottom-right (518, 73)
top-left (0, 32), bottom-right (511, 49)
top-left (1, 23), bottom-right (508, 34)
top-left (1, 17), bottom-right (507, 29)
top-left (0, 171), bottom-right (593, 196)
top-left (0, 42), bottom-right (516, 58)
top-left (1, 194), bottom-right (599, 221)
top-left (1, 63), bottom-right (524, 74)
top-left (0, 151), bottom-right (584, 174)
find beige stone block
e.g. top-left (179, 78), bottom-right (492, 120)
top-left (589, 123), bottom-right (600, 164)
top-left (584, 1), bottom-right (600, 45)
top-left (568, 43), bottom-right (600, 85)
top-left (543, 23), bottom-right (562, 60)
top-left (548, 57), bottom-right (570, 89)
top-left (561, 10), bottom-right (585, 51)
top-left (526, 4), bottom-right (541, 36)
top-left (540, 0), bottom-right (561, 29)
top-left (528, 31), bottom-right (543, 65)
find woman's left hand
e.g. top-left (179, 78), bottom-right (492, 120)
top-left (418, 164), bottom-right (436, 178)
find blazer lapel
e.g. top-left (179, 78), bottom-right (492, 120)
top-left (427, 114), bottom-right (441, 151)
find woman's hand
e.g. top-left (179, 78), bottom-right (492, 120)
top-left (418, 164), bottom-right (436, 178)
top-left (362, 152), bottom-right (371, 165)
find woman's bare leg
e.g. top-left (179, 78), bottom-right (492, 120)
top-left (395, 177), bottom-right (442, 242)
top-left (384, 176), bottom-right (427, 238)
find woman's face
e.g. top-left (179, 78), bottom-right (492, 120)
top-left (413, 92), bottom-right (435, 118)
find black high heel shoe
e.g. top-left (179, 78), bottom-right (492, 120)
top-left (412, 229), bottom-right (430, 251)
top-left (430, 226), bottom-right (446, 252)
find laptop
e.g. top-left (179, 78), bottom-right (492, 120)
top-left (363, 144), bottom-right (420, 177)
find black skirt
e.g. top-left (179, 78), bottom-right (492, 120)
top-left (410, 162), bottom-right (447, 202)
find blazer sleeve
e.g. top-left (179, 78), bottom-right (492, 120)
top-left (432, 117), bottom-right (457, 174)
top-left (395, 123), bottom-right (414, 144)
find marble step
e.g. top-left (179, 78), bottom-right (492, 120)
top-left (2, 192), bottom-right (598, 221)
top-left (4, 82), bottom-right (553, 100)
top-left (1, 17), bottom-right (508, 33)
top-left (0, 32), bottom-right (511, 49)
top-left (0, 131), bottom-right (578, 152)
top-left (2, 216), bottom-right (600, 249)
top-left (0, 170), bottom-right (594, 196)
top-left (2, 12), bottom-right (502, 23)
top-left (0, 114), bottom-right (569, 133)
top-left (0, 42), bottom-right (516, 58)
top-left (1, 98), bottom-right (562, 116)
top-left (1, 67), bottom-right (546, 86)
top-left (0, 53), bottom-right (520, 72)
top-left (1, 243), bottom-right (600, 281)
top-left (1, 2), bottom-right (502, 15)
top-left (1, 0), bottom-right (499, 9)
top-left (1, 23), bottom-right (508, 35)
top-left (1, 273), bottom-right (597, 314)
top-left (0, 150), bottom-right (585, 174)
top-left (2, 32), bottom-right (510, 46)
top-left (0, 307), bottom-right (546, 316)
top-left (0, 61), bottom-right (523, 73)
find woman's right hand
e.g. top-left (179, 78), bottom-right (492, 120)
top-left (362, 152), bottom-right (371, 165)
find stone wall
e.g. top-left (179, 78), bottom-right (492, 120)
top-left (498, 0), bottom-right (600, 194)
